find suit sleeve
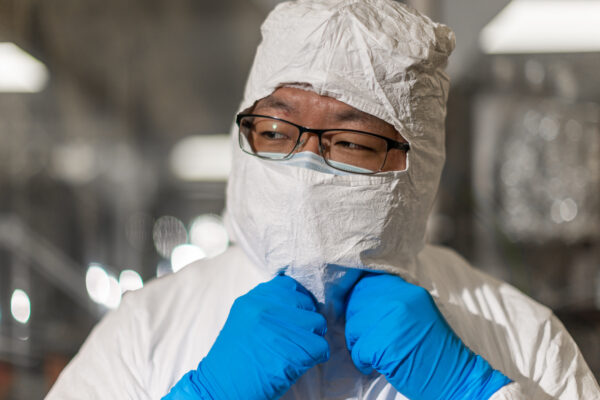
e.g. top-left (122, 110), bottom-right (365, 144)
top-left (45, 294), bottom-right (151, 400)
top-left (534, 314), bottom-right (600, 399)
top-left (490, 314), bottom-right (600, 400)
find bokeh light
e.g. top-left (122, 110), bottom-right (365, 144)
top-left (169, 135), bottom-right (231, 181)
top-left (171, 244), bottom-right (206, 273)
top-left (189, 214), bottom-right (229, 258)
top-left (105, 276), bottom-right (122, 309)
top-left (152, 216), bottom-right (187, 258)
top-left (119, 270), bottom-right (144, 293)
top-left (50, 141), bottom-right (98, 184)
top-left (86, 263), bottom-right (110, 304)
top-left (560, 198), bottom-right (578, 222)
top-left (10, 289), bottom-right (31, 324)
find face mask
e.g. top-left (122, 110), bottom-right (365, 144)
top-left (257, 151), bottom-right (374, 175)
top-left (225, 151), bottom-right (429, 317)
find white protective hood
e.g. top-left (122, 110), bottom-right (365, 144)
top-left (225, 0), bottom-right (455, 306)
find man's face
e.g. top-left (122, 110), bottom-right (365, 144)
top-left (251, 87), bottom-right (408, 172)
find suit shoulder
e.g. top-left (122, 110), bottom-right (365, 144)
top-left (418, 244), bottom-right (553, 320)
top-left (121, 245), bottom-right (262, 316)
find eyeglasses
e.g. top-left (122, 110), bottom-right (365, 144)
top-left (236, 113), bottom-right (410, 174)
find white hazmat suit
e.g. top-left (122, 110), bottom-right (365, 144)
top-left (48, 0), bottom-right (600, 399)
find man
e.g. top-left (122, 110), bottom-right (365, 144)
top-left (47, 0), bottom-right (600, 399)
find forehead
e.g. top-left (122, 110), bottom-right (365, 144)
top-left (255, 87), bottom-right (350, 110)
top-left (253, 87), bottom-right (394, 129)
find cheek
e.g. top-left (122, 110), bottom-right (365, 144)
top-left (383, 150), bottom-right (407, 172)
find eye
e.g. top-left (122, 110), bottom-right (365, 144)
top-left (334, 140), bottom-right (375, 152)
top-left (240, 119), bottom-right (253, 131)
top-left (331, 137), bottom-right (381, 153)
top-left (253, 119), bottom-right (295, 141)
top-left (259, 130), bottom-right (289, 140)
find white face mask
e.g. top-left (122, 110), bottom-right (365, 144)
top-left (226, 150), bottom-right (428, 314)
top-left (257, 151), bottom-right (374, 175)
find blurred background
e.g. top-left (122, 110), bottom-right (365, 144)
top-left (0, 0), bottom-right (598, 397)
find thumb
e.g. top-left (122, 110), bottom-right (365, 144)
top-left (349, 338), bottom-right (375, 375)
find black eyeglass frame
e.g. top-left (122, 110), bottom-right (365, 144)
top-left (235, 113), bottom-right (410, 174)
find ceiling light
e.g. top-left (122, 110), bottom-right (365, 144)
top-left (0, 42), bottom-right (49, 92)
top-left (169, 135), bottom-right (232, 181)
top-left (480, 0), bottom-right (600, 54)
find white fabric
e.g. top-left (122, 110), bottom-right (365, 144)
top-left (46, 245), bottom-right (600, 399)
top-left (226, 0), bottom-right (452, 309)
top-left (47, 1), bottom-right (600, 399)
top-left (271, 151), bottom-right (375, 175)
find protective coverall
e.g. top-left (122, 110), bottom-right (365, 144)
top-left (47, 0), bottom-right (600, 399)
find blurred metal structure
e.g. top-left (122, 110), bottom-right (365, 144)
top-left (0, 215), bottom-right (99, 316)
top-left (471, 53), bottom-right (600, 377)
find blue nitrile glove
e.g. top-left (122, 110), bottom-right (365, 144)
top-left (163, 275), bottom-right (329, 400)
top-left (345, 273), bottom-right (512, 400)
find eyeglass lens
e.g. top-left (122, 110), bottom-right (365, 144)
top-left (239, 116), bottom-right (389, 172)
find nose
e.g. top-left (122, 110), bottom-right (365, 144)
top-left (295, 131), bottom-right (321, 155)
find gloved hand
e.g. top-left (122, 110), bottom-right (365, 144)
top-left (345, 273), bottom-right (511, 400)
top-left (163, 275), bottom-right (329, 400)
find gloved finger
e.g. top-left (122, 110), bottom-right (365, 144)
top-left (278, 273), bottom-right (314, 297)
top-left (349, 335), bottom-right (375, 375)
top-left (344, 274), bottom-right (384, 317)
top-left (344, 307), bottom-right (378, 350)
top-left (345, 286), bottom-right (384, 322)
top-left (264, 313), bottom-right (331, 365)
top-left (254, 275), bottom-right (317, 311)
top-left (345, 273), bottom-right (409, 320)
top-left (271, 274), bottom-right (313, 298)
top-left (265, 306), bottom-right (327, 336)
top-left (257, 283), bottom-right (317, 311)
top-left (353, 273), bottom-right (409, 297)
top-left (285, 285), bottom-right (319, 311)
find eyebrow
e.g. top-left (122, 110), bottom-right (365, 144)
top-left (334, 109), bottom-right (406, 142)
top-left (332, 108), bottom-right (378, 124)
top-left (256, 96), bottom-right (376, 123)
top-left (254, 96), bottom-right (296, 114)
